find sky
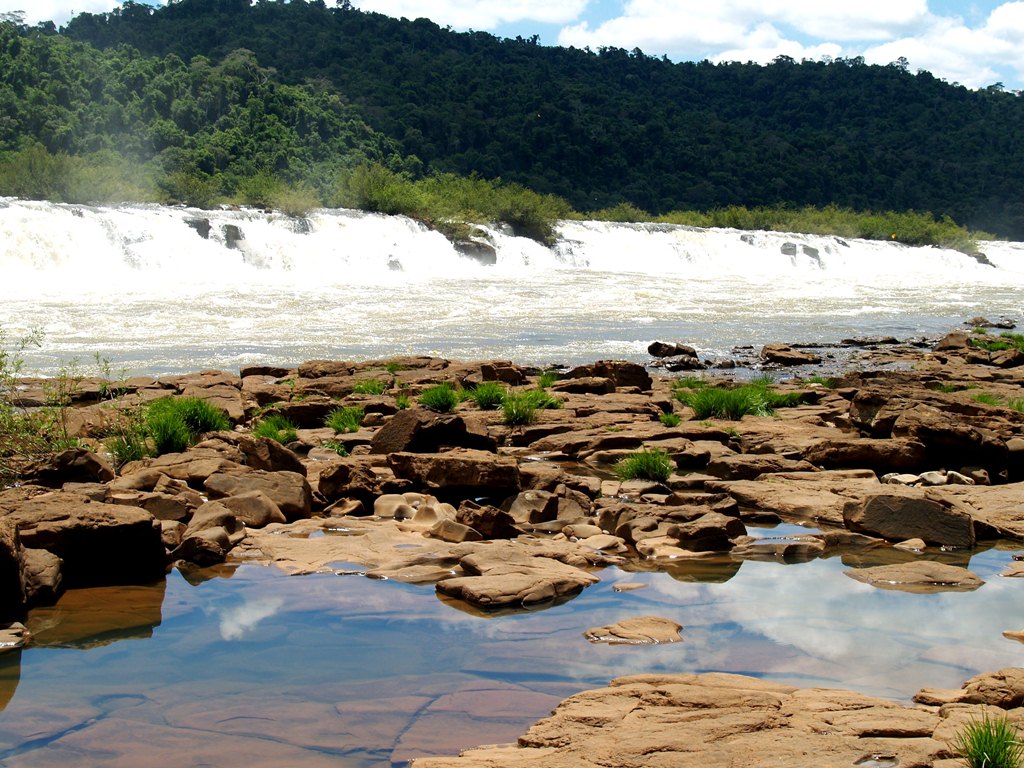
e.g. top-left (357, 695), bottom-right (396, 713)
top-left (1, 0), bottom-right (1021, 91)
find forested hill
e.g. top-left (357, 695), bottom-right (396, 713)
top-left (38, 1), bottom-right (1024, 238)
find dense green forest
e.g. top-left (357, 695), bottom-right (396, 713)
top-left (51, 0), bottom-right (1024, 239)
top-left (1, 0), bottom-right (1022, 243)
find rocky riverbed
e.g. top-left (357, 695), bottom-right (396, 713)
top-left (1, 324), bottom-right (1023, 765)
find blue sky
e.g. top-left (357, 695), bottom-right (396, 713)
top-left (2, 0), bottom-right (1021, 90)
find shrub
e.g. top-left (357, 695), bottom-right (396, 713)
top-left (326, 406), bottom-right (364, 434)
top-left (146, 408), bottom-right (192, 454)
top-left (953, 714), bottom-right (1023, 768)
top-left (352, 378), bottom-right (388, 395)
top-left (678, 386), bottom-right (773, 420)
top-left (659, 411), bottom-right (682, 427)
top-left (537, 370), bottom-right (559, 388)
top-left (144, 396), bottom-right (229, 455)
top-left (252, 414), bottom-right (298, 444)
top-left (615, 449), bottom-right (675, 483)
top-left (418, 383), bottom-right (459, 413)
top-left (466, 381), bottom-right (506, 410)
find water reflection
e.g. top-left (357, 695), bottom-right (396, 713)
top-left (0, 545), bottom-right (1020, 766)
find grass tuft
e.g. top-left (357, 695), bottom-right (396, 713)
top-left (537, 370), bottom-right (559, 388)
top-left (659, 411), bottom-right (682, 427)
top-left (352, 378), bottom-right (388, 395)
top-left (614, 449), bottom-right (675, 483)
top-left (144, 396), bottom-right (230, 455)
top-left (326, 406), bottom-right (364, 434)
top-left (466, 381), bottom-right (506, 410)
top-left (953, 714), bottom-right (1023, 768)
top-left (418, 383), bottom-right (460, 413)
top-left (502, 391), bottom-right (539, 426)
top-left (252, 414), bottom-right (298, 444)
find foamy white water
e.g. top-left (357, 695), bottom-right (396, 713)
top-left (2, 198), bottom-right (1022, 375)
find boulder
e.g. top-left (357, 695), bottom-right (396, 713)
top-left (388, 449), bottom-right (520, 497)
top-left (565, 360), bottom-right (652, 390)
top-left (549, 377), bottom-right (615, 395)
top-left (503, 490), bottom-right (559, 524)
top-left (668, 512), bottom-right (746, 552)
top-left (803, 438), bottom-right (927, 473)
top-left (0, 494), bottom-right (164, 586)
top-left (584, 616), bottom-right (682, 645)
top-left (760, 344), bottom-right (822, 365)
top-left (843, 491), bottom-right (975, 547)
top-left (217, 491), bottom-right (287, 528)
top-left (845, 561), bottom-right (983, 593)
top-left (204, 470), bottom-right (312, 521)
top-left (436, 550), bottom-right (598, 608)
top-left (648, 341), bottom-right (696, 358)
top-left (172, 526), bottom-right (232, 565)
top-left (456, 501), bottom-right (523, 540)
top-left (18, 448), bottom-right (115, 487)
top-left (370, 409), bottom-right (496, 454)
top-left (706, 454), bottom-right (817, 480)
top-left (22, 547), bottom-right (63, 606)
top-left (316, 460), bottom-right (382, 505)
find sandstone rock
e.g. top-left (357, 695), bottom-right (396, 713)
top-left (183, 500), bottom-right (245, 541)
top-left (426, 519), bottom-right (482, 543)
top-left (803, 438), bottom-right (927, 473)
top-left (456, 501), bottom-right (523, 539)
top-left (410, 672), bottom-right (945, 768)
top-left (388, 449), bottom-right (520, 496)
top-left (21, 547), bottom-right (63, 606)
top-left (584, 616), bottom-right (682, 645)
top-left (0, 520), bottom-right (25, 619)
top-left (935, 330), bottom-right (971, 350)
top-left (668, 512), bottom-right (746, 552)
top-left (845, 561), bottom-right (983, 592)
top-left (173, 526), bottom-right (231, 565)
top-left (706, 453), bottom-right (817, 480)
top-left (317, 459), bottom-right (381, 505)
top-left (565, 360), bottom-right (652, 390)
top-left (503, 490), bottom-right (559, 524)
top-left (0, 494), bottom-right (164, 587)
top-left (207, 433), bottom-right (306, 475)
top-left (549, 376), bottom-right (615, 395)
top-left (204, 470), bottom-right (312, 521)
top-left (843, 491), bottom-right (975, 547)
top-left (370, 409), bottom-right (495, 454)
top-left (19, 447), bottom-right (115, 487)
top-left (216, 490), bottom-right (287, 528)
top-left (760, 343), bottom-right (822, 365)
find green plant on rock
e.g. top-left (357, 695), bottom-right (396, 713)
top-left (659, 411), bottom-right (682, 427)
top-left (395, 393), bottom-right (411, 410)
top-left (326, 406), bottom-right (364, 434)
top-left (418, 383), bottom-right (460, 413)
top-left (252, 414), bottom-right (298, 444)
top-left (537, 369), bottom-right (559, 389)
top-left (321, 438), bottom-right (349, 457)
top-left (352, 378), bottom-right (388, 395)
top-left (144, 396), bottom-right (230, 455)
top-left (953, 714), bottom-right (1023, 768)
top-left (502, 391), bottom-right (540, 426)
top-left (973, 392), bottom-right (1002, 406)
top-left (614, 449), bottom-right (675, 483)
top-left (466, 381), bottom-right (506, 410)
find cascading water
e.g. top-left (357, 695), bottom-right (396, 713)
top-left (2, 198), bottom-right (1022, 374)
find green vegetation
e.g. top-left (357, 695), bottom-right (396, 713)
top-left (395, 393), bottom-right (411, 410)
top-left (326, 406), bottom-right (364, 434)
top-left (953, 714), bottom-right (1023, 768)
top-left (677, 379), bottom-right (802, 420)
top-left (144, 396), bottom-right (230, 454)
top-left (614, 449), bottom-right (675, 483)
top-left (659, 411), bottom-right (682, 427)
top-left (501, 391), bottom-right (539, 426)
top-left (673, 375), bottom-right (708, 392)
top-left (466, 381), bottom-right (506, 410)
top-left (537, 370), bottom-right (559, 389)
top-left (351, 378), bottom-right (389, 395)
top-left (57, 2), bottom-right (1024, 240)
top-left (805, 374), bottom-right (840, 388)
top-left (1009, 399), bottom-right (1024, 413)
top-left (252, 414), bottom-right (298, 444)
top-left (321, 438), bottom-right (349, 456)
top-left (418, 383), bottom-right (460, 413)
top-left (973, 392), bottom-right (1003, 405)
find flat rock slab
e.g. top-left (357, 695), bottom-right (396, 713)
top-left (845, 561), bottom-right (984, 593)
top-left (583, 616), bottom-right (682, 645)
top-left (410, 672), bottom-right (948, 768)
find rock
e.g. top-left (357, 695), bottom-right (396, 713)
top-left (583, 616), bottom-right (682, 645)
top-left (957, 668), bottom-right (1024, 708)
top-left (845, 561), bottom-right (983, 592)
top-left (668, 512), bottom-right (745, 551)
top-left (426, 519), bottom-right (482, 544)
top-left (843, 491), bottom-right (975, 548)
top-left (503, 490), bottom-right (559, 524)
top-left (991, 348), bottom-right (1024, 368)
top-left (411, 672), bottom-right (945, 768)
top-left (388, 449), bottom-right (520, 497)
top-left (0, 520), bottom-right (26, 619)
top-left (0, 621), bottom-right (28, 654)
top-left (663, 354), bottom-right (704, 371)
top-left (183, 500), bottom-right (244, 541)
top-left (648, 341), bottom-right (696, 358)
top-left (18, 448), bottom-right (115, 487)
top-left (565, 360), bottom-right (652, 390)
top-left (549, 376), bottom-right (615, 395)
top-left (0, 493), bottom-right (165, 587)
top-left (455, 501), bottom-right (523, 539)
top-left (172, 526), bottom-right (231, 565)
top-left (706, 454), bottom-right (817, 480)
top-left (216, 491), bottom-right (287, 528)
top-left (894, 537), bottom-right (926, 552)
top-left (477, 361), bottom-right (528, 386)
top-left (374, 493), bottom-right (417, 519)
top-left (204, 470), bottom-right (312, 521)
top-left (760, 344), bottom-right (822, 365)
top-left (803, 438), bottom-right (927, 473)
top-left (209, 433), bottom-right (306, 475)
top-left (935, 330), bottom-right (971, 350)
top-left (370, 410), bottom-right (496, 454)
top-left (21, 547), bottom-right (63, 606)
top-left (316, 460), bottom-right (382, 505)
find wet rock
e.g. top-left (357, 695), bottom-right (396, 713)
top-left (435, 549), bottom-right (598, 608)
top-left (22, 547), bottom-right (63, 606)
top-left (845, 561), bottom-right (983, 592)
top-left (173, 526), bottom-right (232, 565)
top-left (583, 616), bottom-right (682, 645)
top-left (668, 512), bottom-right (746, 552)
top-left (455, 500), bottom-right (523, 539)
top-left (648, 341), bottom-right (696, 358)
top-left (843, 491), bottom-right (975, 548)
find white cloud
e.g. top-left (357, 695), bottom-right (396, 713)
top-left (218, 597), bottom-right (284, 641)
top-left (354, 0), bottom-right (589, 29)
top-left (0, 0), bottom-right (137, 26)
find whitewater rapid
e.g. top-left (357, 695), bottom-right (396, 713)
top-left (2, 199), bottom-right (1022, 375)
